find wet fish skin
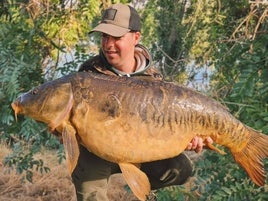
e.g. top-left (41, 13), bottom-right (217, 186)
top-left (11, 72), bottom-right (268, 201)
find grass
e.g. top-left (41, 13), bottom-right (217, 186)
top-left (0, 144), bottom-right (200, 201)
top-left (0, 143), bottom-right (76, 201)
top-left (0, 144), bottom-right (146, 201)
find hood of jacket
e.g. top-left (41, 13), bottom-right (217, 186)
top-left (100, 44), bottom-right (152, 77)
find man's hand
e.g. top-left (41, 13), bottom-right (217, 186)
top-left (186, 137), bottom-right (213, 153)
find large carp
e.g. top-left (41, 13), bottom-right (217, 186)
top-left (11, 72), bottom-right (268, 201)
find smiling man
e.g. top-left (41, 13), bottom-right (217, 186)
top-left (73, 3), bottom-right (210, 201)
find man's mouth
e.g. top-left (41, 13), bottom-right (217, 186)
top-left (105, 50), bottom-right (118, 54)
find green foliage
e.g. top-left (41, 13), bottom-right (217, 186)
top-left (183, 0), bottom-right (221, 61)
top-left (55, 44), bottom-right (96, 77)
top-left (142, 0), bottom-right (190, 81)
top-left (184, 0), bottom-right (252, 64)
top-left (4, 142), bottom-right (50, 182)
top-left (0, 16), bottom-right (43, 138)
top-left (192, 1), bottom-right (268, 201)
top-left (195, 150), bottom-right (268, 201)
top-left (199, 31), bottom-right (268, 201)
top-left (211, 28), bottom-right (268, 133)
top-left (157, 186), bottom-right (198, 201)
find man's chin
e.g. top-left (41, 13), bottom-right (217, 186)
top-left (106, 58), bottom-right (119, 66)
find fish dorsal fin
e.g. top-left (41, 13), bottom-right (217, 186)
top-left (62, 124), bottom-right (80, 175)
top-left (119, 163), bottom-right (150, 201)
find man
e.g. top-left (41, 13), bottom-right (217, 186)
top-left (73, 3), bottom-right (211, 201)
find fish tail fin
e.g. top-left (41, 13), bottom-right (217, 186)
top-left (232, 129), bottom-right (268, 186)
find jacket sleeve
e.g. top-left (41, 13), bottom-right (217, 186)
top-left (78, 56), bottom-right (99, 72)
top-left (145, 67), bottom-right (163, 80)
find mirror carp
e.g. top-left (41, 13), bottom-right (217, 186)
top-left (11, 72), bottom-right (268, 201)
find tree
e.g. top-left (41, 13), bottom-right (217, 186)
top-left (182, 1), bottom-right (268, 200)
top-left (141, 0), bottom-right (191, 81)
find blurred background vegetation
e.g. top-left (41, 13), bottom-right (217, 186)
top-left (0, 0), bottom-right (267, 200)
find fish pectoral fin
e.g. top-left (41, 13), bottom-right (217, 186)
top-left (119, 163), bottom-right (150, 201)
top-left (62, 124), bottom-right (80, 175)
top-left (206, 142), bottom-right (226, 155)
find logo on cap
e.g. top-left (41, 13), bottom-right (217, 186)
top-left (103, 8), bottom-right (117, 21)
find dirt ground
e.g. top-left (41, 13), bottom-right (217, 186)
top-left (0, 144), bottom-right (149, 201)
top-left (0, 144), bottom-right (76, 201)
top-left (0, 144), bottom-right (198, 201)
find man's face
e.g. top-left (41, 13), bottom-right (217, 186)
top-left (101, 32), bottom-right (140, 71)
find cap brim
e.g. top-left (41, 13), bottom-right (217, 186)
top-left (89, 23), bottom-right (130, 37)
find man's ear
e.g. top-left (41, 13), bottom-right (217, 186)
top-left (134, 31), bottom-right (141, 45)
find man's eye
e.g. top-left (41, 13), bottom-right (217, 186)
top-left (102, 33), bottom-right (108, 38)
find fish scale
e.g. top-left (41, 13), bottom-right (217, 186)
top-left (11, 71), bottom-right (268, 201)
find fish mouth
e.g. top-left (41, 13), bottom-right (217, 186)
top-left (11, 101), bottom-right (21, 122)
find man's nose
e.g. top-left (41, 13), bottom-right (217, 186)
top-left (103, 35), bottom-right (115, 46)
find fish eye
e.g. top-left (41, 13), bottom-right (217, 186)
top-left (31, 88), bottom-right (39, 95)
